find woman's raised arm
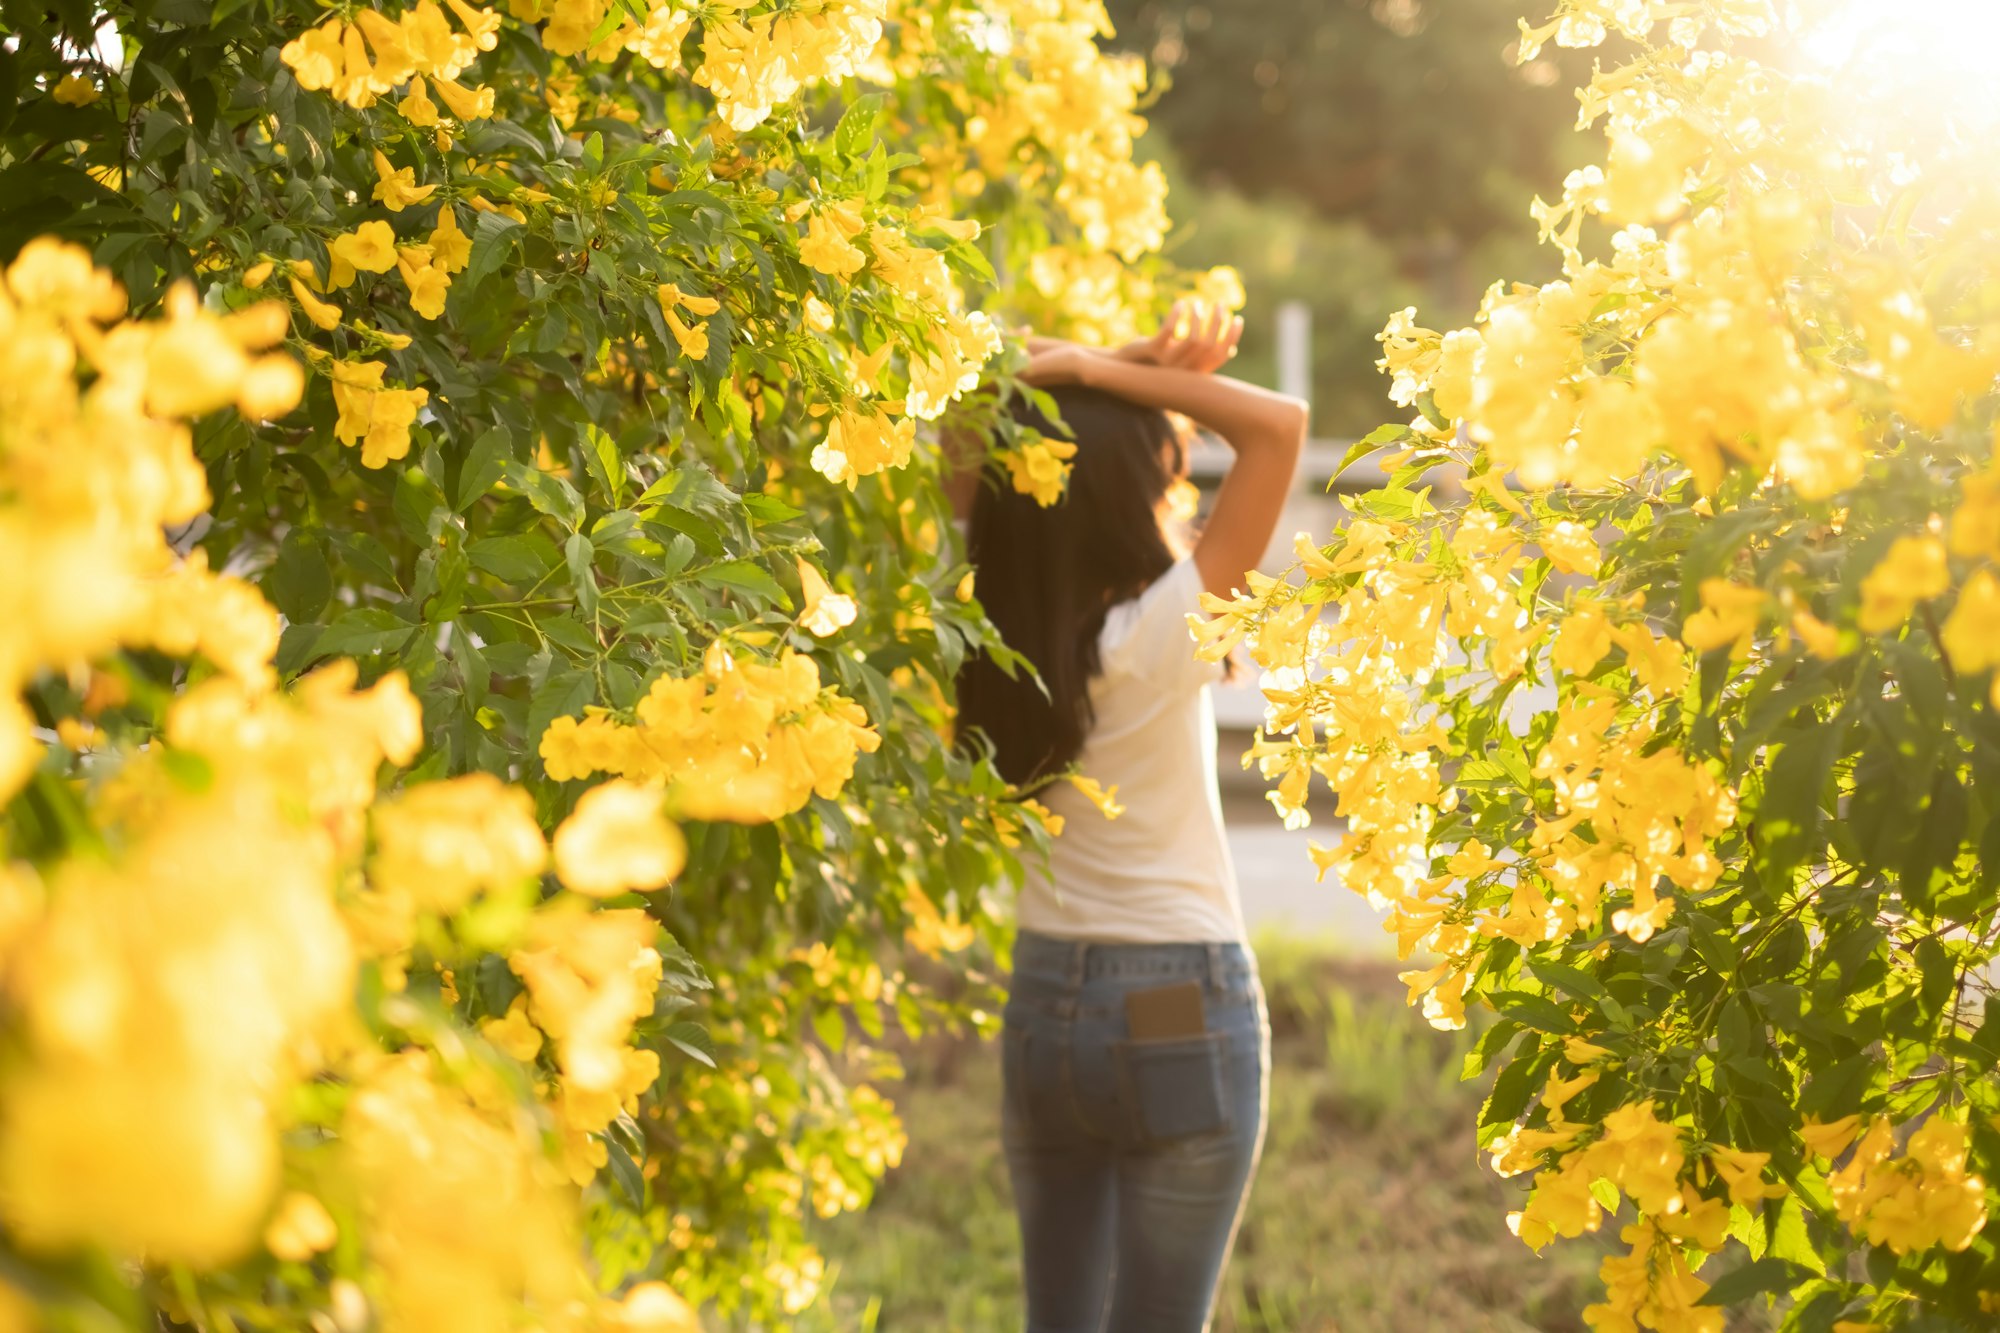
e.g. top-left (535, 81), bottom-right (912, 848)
top-left (1022, 303), bottom-right (1309, 598)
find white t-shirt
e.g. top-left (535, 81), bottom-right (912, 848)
top-left (1016, 557), bottom-right (1247, 944)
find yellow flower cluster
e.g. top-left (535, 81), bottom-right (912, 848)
top-left (1828, 1117), bottom-right (1988, 1256)
top-left (0, 241), bottom-right (701, 1326)
top-left (280, 0), bottom-right (501, 112)
top-left (692, 0), bottom-right (887, 131)
top-left (967, 0), bottom-right (1167, 262)
top-left (812, 404), bottom-right (918, 487)
top-left (1496, 1098), bottom-right (1775, 1332)
top-left (0, 240), bottom-right (299, 793)
top-left (0, 667), bottom-right (415, 1264)
top-left (509, 903), bottom-right (667, 1182)
top-left (1003, 432), bottom-right (1079, 506)
top-left (538, 642), bottom-right (882, 823)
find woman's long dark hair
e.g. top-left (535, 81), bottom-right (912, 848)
top-left (957, 386), bottom-right (1187, 787)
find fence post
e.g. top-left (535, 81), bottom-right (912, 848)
top-left (1276, 299), bottom-right (1312, 418)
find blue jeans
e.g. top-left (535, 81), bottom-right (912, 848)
top-left (1001, 931), bottom-right (1269, 1333)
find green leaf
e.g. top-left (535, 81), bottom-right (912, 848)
top-left (267, 528), bottom-right (332, 623)
top-left (502, 461), bottom-right (586, 531)
top-left (456, 426), bottom-right (513, 512)
top-left (527, 669), bottom-right (596, 767)
top-left (662, 1020), bottom-right (717, 1068)
top-left (580, 424), bottom-right (623, 504)
top-left (565, 533), bottom-right (599, 619)
top-left (1332, 423), bottom-right (1412, 487)
top-left (834, 92), bottom-right (886, 157)
top-left (1696, 1258), bottom-right (1807, 1306)
top-left (1753, 709), bottom-right (1850, 891)
top-left (695, 559), bottom-right (790, 609)
top-left (603, 1134), bottom-right (647, 1210)
top-left (468, 534), bottom-right (560, 584)
top-left (741, 492), bottom-right (804, 523)
top-left (463, 210), bottom-right (521, 291)
top-left (1491, 993), bottom-right (1577, 1035)
top-left (313, 608), bottom-right (417, 661)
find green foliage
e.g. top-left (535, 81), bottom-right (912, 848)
top-left (0, 0), bottom-right (1198, 1320)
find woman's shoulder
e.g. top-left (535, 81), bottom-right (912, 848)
top-left (1099, 558), bottom-right (1217, 687)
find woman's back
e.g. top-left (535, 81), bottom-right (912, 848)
top-left (1017, 556), bottom-right (1243, 944)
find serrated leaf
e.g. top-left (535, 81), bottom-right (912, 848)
top-left (565, 533), bottom-right (599, 618)
top-left (456, 426), bottom-right (513, 511)
top-left (1695, 1258), bottom-right (1806, 1306)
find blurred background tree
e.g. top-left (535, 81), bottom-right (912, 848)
top-left (1108, 0), bottom-right (1596, 433)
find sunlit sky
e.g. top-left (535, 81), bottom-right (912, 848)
top-left (1800, 0), bottom-right (2000, 116)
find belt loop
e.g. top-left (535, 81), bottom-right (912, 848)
top-left (1069, 939), bottom-right (1087, 989)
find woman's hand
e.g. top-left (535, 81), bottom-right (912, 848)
top-left (1021, 301), bottom-right (1242, 388)
top-left (1114, 300), bottom-right (1243, 374)
top-left (1019, 343), bottom-right (1094, 388)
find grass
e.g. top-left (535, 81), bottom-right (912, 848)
top-left (786, 934), bottom-right (1625, 1332)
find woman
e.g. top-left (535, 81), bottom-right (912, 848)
top-left (954, 303), bottom-right (1309, 1333)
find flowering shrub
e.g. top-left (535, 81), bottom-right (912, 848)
top-left (1215, 2), bottom-right (2000, 1326)
top-left (0, 0), bottom-right (1232, 1324)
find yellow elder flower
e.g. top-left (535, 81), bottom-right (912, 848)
top-left (603, 1281), bottom-right (702, 1333)
top-left (1552, 599), bottom-right (1614, 675)
top-left (509, 904), bottom-right (663, 1101)
top-left (1023, 798), bottom-right (1063, 839)
top-left (800, 203), bottom-right (868, 279)
top-left (1858, 535), bottom-right (1950, 634)
top-left (1791, 608), bottom-right (1843, 660)
top-left (1800, 1113), bottom-right (1864, 1160)
top-left (429, 206), bottom-right (472, 274)
top-left (796, 558), bottom-right (858, 637)
top-left (370, 772), bottom-right (547, 916)
top-left (481, 996), bottom-right (543, 1061)
top-left (1509, 1156), bottom-right (1603, 1251)
top-left (658, 283), bottom-right (721, 318)
top-left (431, 74), bottom-right (496, 121)
top-left (1942, 568), bottom-right (2000, 676)
top-left (902, 885), bottom-right (976, 957)
top-left (812, 406), bottom-right (915, 488)
top-left (398, 249), bottom-right (451, 320)
top-left (51, 72), bottom-right (100, 106)
top-left (1951, 460), bottom-right (2000, 561)
top-left (1192, 264), bottom-right (1246, 313)
top-left (1708, 1146), bottom-right (1786, 1208)
top-left (370, 149), bottom-right (437, 212)
top-left (399, 77), bottom-right (441, 126)
top-left (281, 18), bottom-right (347, 90)
top-left (552, 779), bottom-right (686, 898)
top-left (343, 1051), bottom-right (579, 1331)
top-left (1540, 519), bottom-right (1600, 576)
top-left (329, 220), bottom-right (398, 287)
top-left (661, 306), bottom-right (708, 359)
top-left (1067, 774), bottom-right (1125, 819)
top-left (330, 361), bottom-right (430, 469)
top-left (626, 4), bottom-right (695, 69)
top-left (1005, 436), bottom-right (1078, 507)
top-left (1578, 1100), bottom-right (1685, 1216)
top-left (264, 1191), bottom-right (337, 1262)
top-left (1431, 327), bottom-right (1482, 420)
top-left (1681, 579), bottom-right (1765, 658)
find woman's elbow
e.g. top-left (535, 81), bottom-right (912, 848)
top-left (1268, 396), bottom-right (1310, 451)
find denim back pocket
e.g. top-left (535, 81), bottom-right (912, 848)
top-left (1113, 1032), bottom-right (1230, 1147)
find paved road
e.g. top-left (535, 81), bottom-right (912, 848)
top-left (1220, 788), bottom-right (1395, 954)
